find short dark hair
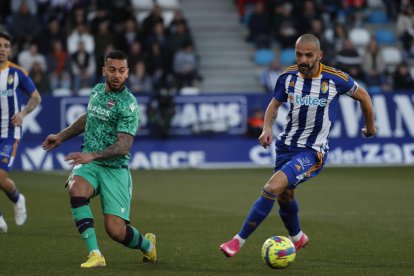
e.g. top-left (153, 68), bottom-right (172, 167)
top-left (105, 50), bottom-right (128, 62)
top-left (0, 31), bottom-right (12, 42)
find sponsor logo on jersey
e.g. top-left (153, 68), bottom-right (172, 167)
top-left (288, 92), bottom-right (327, 107)
top-left (107, 99), bottom-right (116, 108)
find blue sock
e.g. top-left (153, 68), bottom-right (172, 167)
top-left (238, 189), bottom-right (277, 239)
top-left (278, 198), bottom-right (301, 236)
top-left (5, 188), bottom-right (19, 203)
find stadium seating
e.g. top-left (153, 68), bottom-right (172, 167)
top-left (280, 48), bottom-right (296, 67)
top-left (367, 10), bottom-right (389, 24)
top-left (349, 28), bottom-right (371, 48)
top-left (132, 0), bottom-right (154, 11)
top-left (157, 0), bottom-right (181, 10)
top-left (381, 46), bottom-right (402, 68)
top-left (375, 29), bottom-right (396, 44)
top-left (367, 0), bottom-right (384, 8)
top-left (254, 49), bottom-right (275, 65)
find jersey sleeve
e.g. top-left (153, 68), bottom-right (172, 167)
top-left (335, 72), bottom-right (358, 97)
top-left (117, 98), bottom-right (140, 136)
top-left (17, 70), bottom-right (36, 95)
top-left (273, 74), bottom-right (288, 102)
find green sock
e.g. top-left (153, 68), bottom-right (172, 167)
top-left (71, 205), bottom-right (99, 252)
top-left (126, 226), bottom-right (151, 252)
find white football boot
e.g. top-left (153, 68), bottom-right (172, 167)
top-left (14, 194), bottom-right (27, 225)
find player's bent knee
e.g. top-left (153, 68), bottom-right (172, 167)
top-left (277, 189), bottom-right (295, 203)
top-left (264, 171), bottom-right (289, 196)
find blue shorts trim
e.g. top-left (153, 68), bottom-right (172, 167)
top-left (274, 144), bottom-right (327, 188)
top-left (0, 138), bottom-right (19, 172)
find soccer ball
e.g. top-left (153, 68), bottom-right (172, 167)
top-left (261, 236), bottom-right (296, 269)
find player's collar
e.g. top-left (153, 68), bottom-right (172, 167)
top-left (0, 61), bottom-right (9, 72)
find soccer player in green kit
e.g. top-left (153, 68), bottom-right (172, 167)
top-left (42, 50), bottom-right (156, 268)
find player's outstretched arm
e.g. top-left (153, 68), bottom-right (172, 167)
top-left (42, 113), bottom-right (87, 151)
top-left (351, 86), bottom-right (377, 137)
top-left (258, 98), bottom-right (283, 149)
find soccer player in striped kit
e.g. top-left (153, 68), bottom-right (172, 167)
top-left (0, 31), bottom-right (42, 233)
top-left (221, 34), bottom-right (376, 257)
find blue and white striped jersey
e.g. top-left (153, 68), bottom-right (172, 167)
top-left (274, 64), bottom-right (358, 153)
top-left (0, 61), bottom-right (36, 139)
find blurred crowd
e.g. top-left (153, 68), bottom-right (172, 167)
top-left (0, 0), bottom-right (201, 96)
top-left (240, 0), bottom-right (414, 93)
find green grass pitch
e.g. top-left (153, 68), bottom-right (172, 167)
top-left (0, 167), bottom-right (413, 275)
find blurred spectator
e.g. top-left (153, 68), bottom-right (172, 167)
top-left (272, 3), bottom-right (297, 49)
top-left (145, 42), bottom-right (172, 90)
top-left (93, 20), bottom-right (115, 80)
top-left (325, 23), bottom-right (348, 52)
top-left (235, 0), bottom-right (262, 20)
top-left (147, 88), bottom-right (176, 139)
top-left (106, 0), bottom-right (134, 26)
top-left (37, 18), bottom-right (67, 55)
top-left (361, 39), bottom-right (386, 88)
top-left (11, 0), bottom-right (37, 15)
top-left (335, 39), bottom-right (362, 80)
top-left (117, 18), bottom-right (143, 54)
top-left (168, 10), bottom-right (189, 34)
top-left (247, 107), bottom-right (264, 138)
top-left (295, 0), bottom-right (322, 34)
top-left (128, 61), bottom-right (153, 93)
top-left (343, 0), bottom-right (367, 27)
top-left (70, 41), bottom-right (96, 92)
top-left (142, 5), bottom-right (164, 40)
top-left (0, 1), bottom-right (11, 24)
top-left (396, 4), bottom-right (414, 56)
top-left (247, 1), bottom-right (271, 48)
top-left (89, 7), bottom-right (111, 34)
top-left (146, 21), bottom-right (171, 52)
top-left (18, 43), bottom-right (47, 72)
top-left (29, 61), bottom-right (51, 95)
top-left (260, 59), bottom-right (282, 93)
top-left (173, 41), bottom-right (201, 90)
top-left (67, 23), bottom-right (95, 55)
top-left (69, 6), bottom-right (88, 28)
top-left (47, 40), bottom-right (71, 91)
top-left (9, 1), bottom-right (41, 48)
top-left (169, 22), bottom-right (193, 54)
top-left (393, 62), bottom-right (414, 90)
top-left (128, 41), bottom-right (145, 71)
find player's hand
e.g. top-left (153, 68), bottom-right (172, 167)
top-left (361, 126), bottom-right (377, 138)
top-left (64, 152), bottom-right (94, 165)
top-left (258, 129), bottom-right (273, 149)
top-left (11, 112), bottom-right (24, 126)
top-left (42, 134), bottom-right (62, 151)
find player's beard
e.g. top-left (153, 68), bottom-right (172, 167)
top-left (298, 59), bottom-right (317, 77)
top-left (106, 78), bottom-right (125, 92)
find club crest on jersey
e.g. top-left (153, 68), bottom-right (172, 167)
top-left (321, 81), bottom-right (329, 93)
top-left (289, 81), bottom-right (295, 87)
top-left (107, 99), bottom-right (116, 108)
top-left (7, 74), bottom-right (13, 85)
